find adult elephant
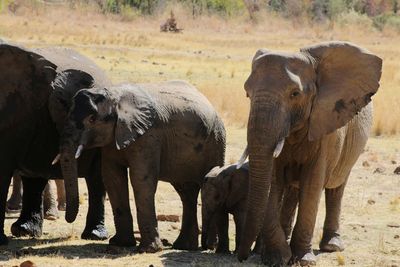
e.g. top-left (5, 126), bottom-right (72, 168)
top-left (237, 41), bottom-right (382, 265)
top-left (0, 42), bottom-right (110, 245)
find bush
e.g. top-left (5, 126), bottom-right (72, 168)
top-left (336, 8), bottom-right (372, 27)
top-left (373, 14), bottom-right (400, 31)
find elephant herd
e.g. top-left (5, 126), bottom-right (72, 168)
top-left (0, 40), bottom-right (382, 266)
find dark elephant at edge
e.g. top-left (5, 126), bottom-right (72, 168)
top-left (0, 42), bottom-right (110, 245)
top-left (237, 41), bottom-right (382, 266)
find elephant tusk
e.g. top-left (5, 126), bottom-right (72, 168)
top-left (273, 139), bottom-right (285, 158)
top-left (52, 153), bottom-right (61, 165)
top-left (75, 144), bottom-right (84, 159)
top-left (237, 146), bottom-right (248, 169)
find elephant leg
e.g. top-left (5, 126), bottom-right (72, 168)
top-left (172, 182), bottom-right (200, 251)
top-left (280, 186), bottom-right (299, 242)
top-left (43, 180), bottom-right (59, 221)
top-left (260, 178), bottom-right (292, 266)
top-left (0, 174), bottom-right (13, 245)
top-left (6, 176), bottom-right (22, 212)
top-left (233, 211), bottom-right (244, 253)
top-left (103, 163), bottom-right (135, 247)
top-left (81, 165), bottom-right (108, 240)
top-left (130, 169), bottom-right (161, 253)
top-left (290, 171), bottom-right (324, 266)
top-left (11, 177), bottom-right (47, 238)
top-left (216, 212), bottom-right (229, 253)
top-left (55, 179), bottom-right (66, 211)
top-left (319, 180), bottom-right (347, 253)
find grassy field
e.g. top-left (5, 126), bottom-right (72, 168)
top-left (0, 5), bottom-right (400, 267)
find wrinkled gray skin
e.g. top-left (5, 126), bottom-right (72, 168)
top-left (237, 41), bottom-right (382, 266)
top-left (0, 42), bottom-right (110, 245)
top-left (60, 81), bottom-right (226, 252)
top-left (201, 162), bottom-right (261, 253)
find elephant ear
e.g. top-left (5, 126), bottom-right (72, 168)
top-left (49, 69), bottom-right (95, 132)
top-left (251, 48), bottom-right (269, 70)
top-left (0, 43), bottom-right (57, 131)
top-left (301, 41), bottom-right (382, 141)
top-left (115, 85), bottom-right (156, 150)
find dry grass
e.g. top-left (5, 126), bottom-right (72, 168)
top-left (1, 3), bottom-right (399, 134)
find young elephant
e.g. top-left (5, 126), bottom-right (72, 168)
top-left (59, 81), bottom-right (226, 252)
top-left (201, 162), bottom-right (249, 253)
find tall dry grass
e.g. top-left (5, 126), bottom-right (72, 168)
top-left (0, 2), bottom-right (399, 135)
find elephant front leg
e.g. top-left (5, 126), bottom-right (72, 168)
top-left (131, 170), bottom-right (162, 253)
top-left (0, 174), bottom-right (12, 245)
top-left (81, 167), bottom-right (108, 241)
top-left (320, 180), bottom-right (347, 253)
top-left (260, 178), bottom-right (292, 266)
top-left (103, 163), bottom-right (135, 247)
top-left (290, 167), bottom-right (325, 266)
top-left (215, 212), bottom-right (229, 253)
top-left (172, 182), bottom-right (200, 251)
top-left (11, 177), bottom-right (47, 238)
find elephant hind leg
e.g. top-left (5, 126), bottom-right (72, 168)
top-left (43, 181), bottom-right (59, 221)
top-left (280, 186), bottom-right (299, 242)
top-left (6, 176), bottom-right (22, 212)
top-left (320, 179), bottom-right (347, 253)
top-left (0, 174), bottom-right (13, 245)
top-left (172, 182), bottom-right (200, 251)
top-left (55, 179), bottom-right (66, 211)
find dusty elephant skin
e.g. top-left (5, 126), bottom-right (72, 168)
top-left (59, 81), bottom-right (226, 252)
top-left (237, 41), bottom-right (382, 266)
top-left (0, 42), bottom-right (111, 245)
top-left (201, 162), bottom-right (255, 253)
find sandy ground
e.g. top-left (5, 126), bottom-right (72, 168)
top-left (1, 128), bottom-right (399, 267)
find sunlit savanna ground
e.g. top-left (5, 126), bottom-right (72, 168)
top-left (0, 5), bottom-right (399, 266)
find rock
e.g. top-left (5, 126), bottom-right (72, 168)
top-left (394, 235), bottom-right (399, 239)
top-left (373, 167), bottom-right (385, 174)
top-left (391, 160), bottom-right (397, 165)
top-left (362, 161), bottom-right (370, 167)
top-left (387, 223), bottom-right (400, 228)
top-left (20, 261), bottom-right (36, 267)
top-left (367, 199), bottom-right (375, 205)
top-left (394, 166), bottom-right (400, 175)
top-left (157, 214), bottom-right (180, 222)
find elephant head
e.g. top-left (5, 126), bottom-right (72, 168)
top-left (201, 163), bottom-right (249, 250)
top-left (59, 85), bottom-right (155, 222)
top-left (238, 41), bottom-right (382, 260)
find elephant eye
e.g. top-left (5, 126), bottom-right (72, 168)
top-left (88, 115), bottom-right (96, 124)
top-left (290, 90), bottom-right (301, 98)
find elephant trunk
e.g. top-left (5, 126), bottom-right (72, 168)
top-left (237, 96), bottom-right (287, 261)
top-left (60, 125), bottom-right (81, 223)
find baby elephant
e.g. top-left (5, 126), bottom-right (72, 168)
top-left (201, 162), bottom-right (249, 253)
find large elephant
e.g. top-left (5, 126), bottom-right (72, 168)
top-left (0, 42), bottom-right (110, 245)
top-left (237, 41), bottom-right (382, 265)
top-left (58, 81), bottom-right (226, 252)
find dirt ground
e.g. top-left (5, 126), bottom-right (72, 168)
top-left (1, 130), bottom-right (399, 267)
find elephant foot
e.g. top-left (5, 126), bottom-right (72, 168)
top-left (172, 233), bottom-right (198, 251)
top-left (261, 249), bottom-right (291, 267)
top-left (291, 252), bottom-right (317, 266)
top-left (0, 233), bottom-right (9, 245)
top-left (81, 224), bottom-right (108, 240)
top-left (319, 233), bottom-right (344, 252)
top-left (137, 238), bottom-right (163, 253)
top-left (109, 234), bottom-right (136, 247)
top-left (44, 206), bottom-right (59, 221)
top-left (58, 203), bottom-right (66, 211)
top-left (11, 217), bottom-right (43, 238)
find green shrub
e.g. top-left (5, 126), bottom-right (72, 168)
top-left (373, 14), bottom-right (400, 31)
top-left (336, 8), bottom-right (372, 27)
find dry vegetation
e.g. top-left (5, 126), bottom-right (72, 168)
top-left (0, 3), bottom-right (399, 267)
